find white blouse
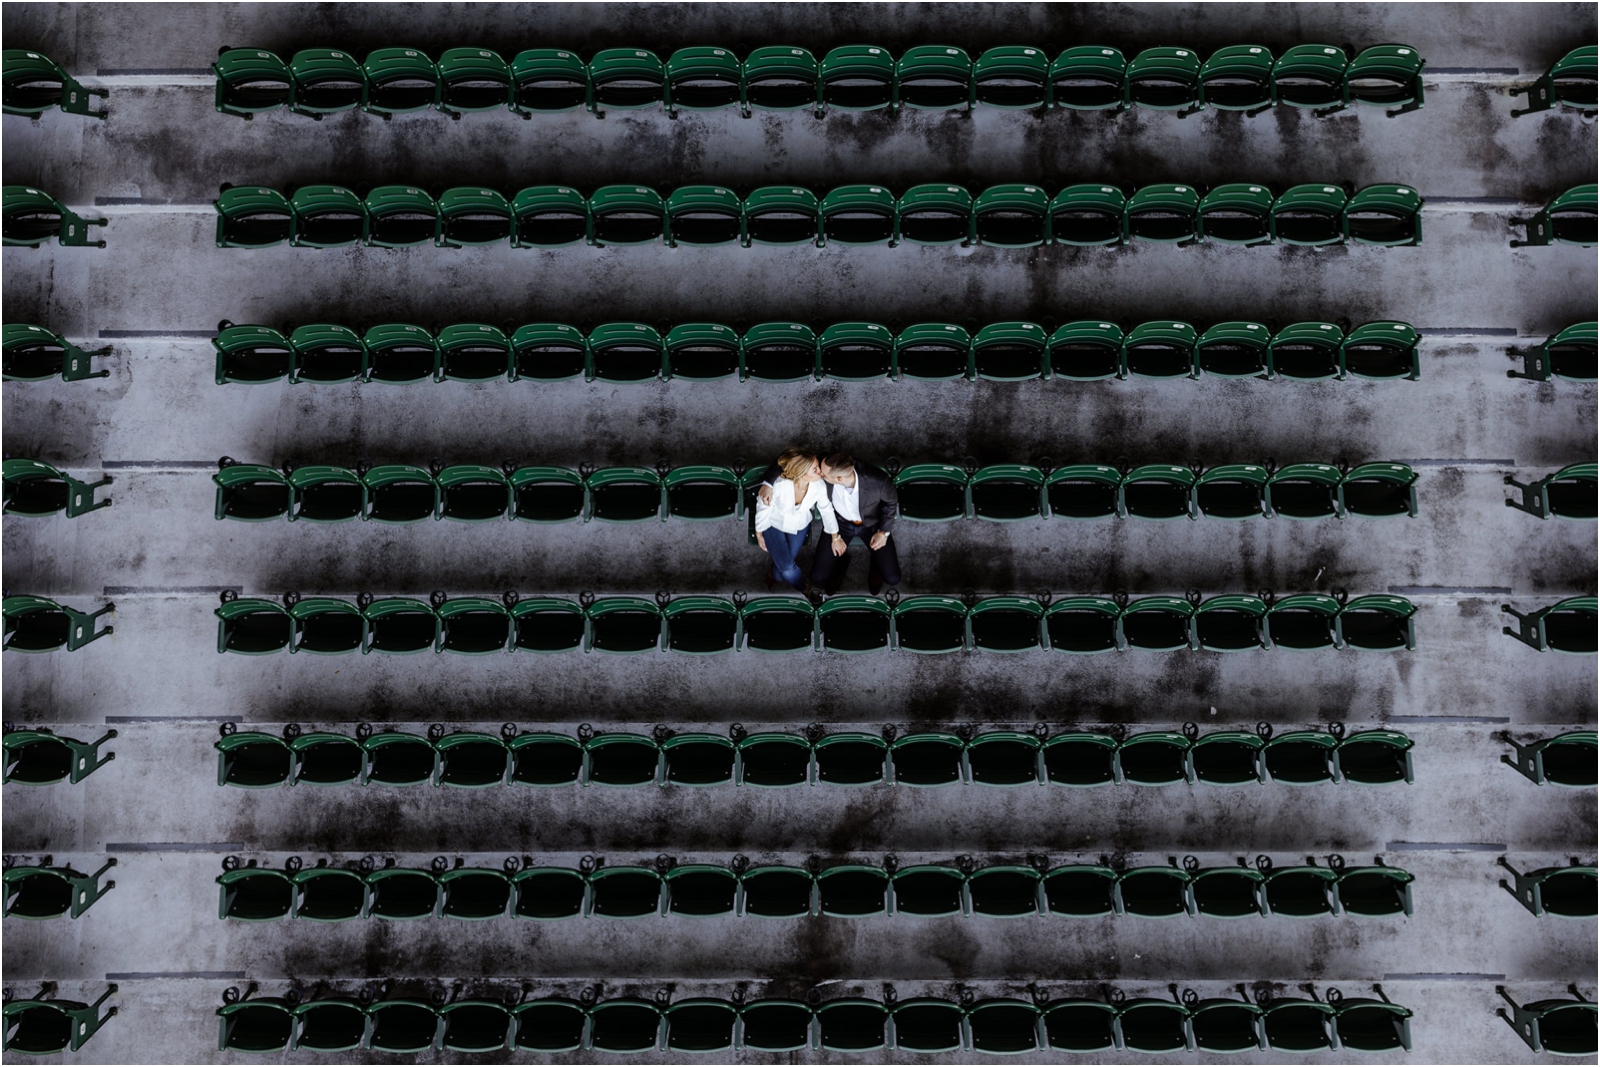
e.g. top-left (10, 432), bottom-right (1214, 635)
top-left (754, 476), bottom-right (839, 536)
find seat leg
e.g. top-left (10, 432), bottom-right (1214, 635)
top-left (70, 985), bottom-right (118, 1050)
top-left (71, 858), bottom-right (118, 917)
top-left (1503, 476), bottom-right (1545, 516)
top-left (1500, 739), bottom-right (1542, 783)
top-left (69, 730), bottom-right (117, 783)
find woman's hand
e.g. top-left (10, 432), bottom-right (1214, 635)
top-left (755, 531), bottom-right (768, 553)
top-left (831, 533), bottom-right (847, 556)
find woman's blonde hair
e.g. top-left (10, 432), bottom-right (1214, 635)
top-left (776, 448), bottom-right (817, 482)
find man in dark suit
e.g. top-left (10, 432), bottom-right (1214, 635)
top-left (759, 451), bottom-right (900, 594)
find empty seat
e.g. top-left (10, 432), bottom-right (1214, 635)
top-left (1190, 729), bottom-right (1266, 785)
top-left (1119, 730), bottom-right (1193, 785)
top-left (216, 729), bottom-right (291, 786)
top-left (511, 186), bottom-right (588, 248)
top-left (585, 732), bottom-right (659, 785)
top-left (508, 732), bottom-right (584, 786)
top-left (889, 322), bottom-right (969, 382)
top-left (1126, 184), bottom-right (1199, 243)
top-left (287, 48), bottom-right (362, 118)
top-left (512, 867), bottom-right (587, 918)
top-left (1266, 462), bottom-right (1342, 518)
top-left (586, 467), bottom-right (663, 521)
top-left (890, 732), bottom-right (965, 785)
top-left (1261, 998), bottom-right (1335, 1052)
top-left (1498, 989), bottom-right (1598, 1056)
top-left (742, 186), bottom-right (820, 246)
top-left (1197, 321), bottom-right (1271, 376)
top-left (1048, 321), bottom-right (1123, 381)
top-left (661, 732), bottom-right (736, 783)
top-left (1119, 865), bottom-right (1193, 915)
top-left (891, 865), bottom-right (965, 915)
top-left (1336, 863), bottom-right (1415, 916)
top-left (820, 45), bottom-right (894, 111)
top-left (505, 467), bottom-right (584, 524)
top-left (1345, 183), bottom-right (1423, 245)
top-left (287, 466), bottom-right (363, 524)
top-left (1043, 865), bottom-right (1118, 915)
top-left (3, 727), bottom-right (116, 785)
top-left (214, 460), bottom-right (290, 520)
top-left (213, 323), bottom-right (291, 383)
top-left (437, 187), bottom-right (512, 246)
top-left (1194, 593), bottom-right (1267, 651)
top-left (1118, 999), bottom-right (1191, 1053)
top-left (1122, 464), bottom-right (1198, 519)
top-left (817, 866), bottom-right (889, 917)
top-left (1506, 462), bottom-right (1599, 520)
top-left (1340, 462), bottom-right (1419, 517)
top-left (1050, 46), bottom-right (1127, 110)
top-left (1044, 466), bottom-right (1121, 520)
top-left (975, 45), bottom-right (1049, 108)
top-left (1262, 863), bottom-right (1338, 916)
top-left (363, 185), bottom-right (440, 247)
top-left (292, 998), bottom-right (367, 1050)
top-left (1335, 729), bottom-right (1414, 784)
top-left (966, 731), bottom-right (1041, 785)
top-left (214, 596), bottom-right (291, 655)
top-left (1190, 864), bottom-right (1266, 916)
top-left (589, 321), bottom-right (664, 383)
top-left (968, 596), bottom-right (1044, 652)
top-left (738, 596), bottom-right (815, 652)
top-left (1273, 44), bottom-right (1348, 109)
top-left (361, 730), bottom-right (437, 785)
top-left (4, 49), bottom-right (108, 118)
top-left (1503, 730), bottom-right (1599, 786)
top-left (1500, 859), bottom-right (1599, 918)
top-left (1043, 732), bottom-right (1119, 785)
top-left (891, 999), bottom-right (963, 1051)
top-left (434, 731), bottom-right (508, 785)
top-left (741, 320), bottom-right (818, 380)
top-left (217, 996), bottom-right (294, 1053)
top-left (433, 464), bottom-right (510, 521)
top-left (1269, 321), bottom-right (1344, 380)
top-left (816, 999), bottom-right (887, 1052)
top-left (290, 732), bottom-right (363, 786)
top-left (1128, 46), bottom-right (1201, 111)
top-left (355, 467), bottom-right (433, 525)
top-left (814, 731), bottom-right (888, 784)
top-left (1199, 44), bottom-right (1275, 113)
top-left (666, 185), bottom-right (742, 246)
top-left (892, 596), bottom-right (968, 654)
top-left (293, 867), bottom-right (366, 921)
top-left (1122, 320), bottom-right (1197, 378)
top-left (969, 464), bottom-right (1045, 520)
top-left (1195, 463), bottom-right (1269, 519)
top-left (967, 866), bottom-right (1041, 917)
top-left (1330, 992), bottom-right (1413, 1052)
top-left (1342, 320), bottom-right (1421, 379)
top-left (1510, 322), bottom-right (1598, 384)
top-left (737, 733), bottom-right (812, 787)
top-left (361, 48), bottom-right (438, 117)
top-left (3, 459), bottom-right (112, 517)
top-left (437, 868), bottom-right (511, 918)
top-left (972, 321), bottom-right (1047, 380)
top-left (1513, 185), bottom-right (1598, 248)
top-left (218, 866), bottom-right (293, 920)
top-left (1045, 596), bottom-right (1122, 653)
top-left (288, 185), bottom-right (364, 248)
top-left (513, 999), bottom-right (586, 1051)
top-left (436, 47), bottom-right (511, 115)
top-left (1343, 44), bottom-right (1425, 116)
top-left (821, 184), bottom-right (897, 245)
top-left (969, 1000), bottom-right (1042, 1053)
top-left (589, 185), bottom-right (666, 246)
top-left (974, 184), bottom-right (1050, 247)
top-left (588, 868), bottom-right (663, 918)
top-left (1188, 995), bottom-right (1263, 1052)
top-left (742, 46), bottom-right (819, 114)
top-left (819, 321), bottom-right (894, 380)
top-left (740, 865), bottom-right (814, 916)
top-left (665, 322), bottom-right (740, 381)
top-left (896, 189), bottom-right (973, 255)
top-left (1050, 185), bottom-right (1127, 247)
top-left (436, 323), bottom-right (511, 382)
top-left (897, 46), bottom-right (972, 111)
top-left (819, 596), bottom-right (892, 652)
top-left (212, 47), bottom-right (292, 118)
top-left (1338, 594), bottom-right (1417, 651)
top-left (1272, 183), bottom-right (1349, 246)
top-left (665, 999), bottom-right (737, 1053)
top-left (739, 1000), bottom-right (813, 1050)
top-left (5, 594), bottom-right (112, 653)
top-left (1043, 999), bottom-right (1118, 1051)
top-left (4, 185), bottom-right (106, 248)
top-left (1264, 729), bottom-right (1339, 784)
top-left (439, 1001), bottom-right (511, 1052)
top-left (287, 596), bottom-right (364, 653)
top-left (1511, 45), bottom-right (1598, 117)
top-left (1199, 184), bottom-right (1275, 246)
top-left (367, 1000), bottom-right (440, 1053)
top-left (588, 48), bottom-right (665, 114)
top-left (664, 47), bottom-right (740, 115)
top-left (360, 323), bottom-right (437, 383)
top-left (4, 322), bottom-right (111, 382)
top-left (287, 324), bottom-right (364, 383)
top-left (662, 597), bottom-right (738, 653)
top-left (1119, 596), bottom-right (1196, 652)
top-left (894, 464), bottom-right (969, 521)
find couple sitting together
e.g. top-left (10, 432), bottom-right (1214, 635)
top-left (752, 449), bottom-right (901, 596)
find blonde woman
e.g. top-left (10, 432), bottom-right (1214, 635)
top-left (753, 449), bottom-right (842, 592)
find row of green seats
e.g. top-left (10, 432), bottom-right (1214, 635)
top-left (1, 187), bottom-right (107, 248)
top-left (214, 180), bottom-right (1424, 248)
top-left (215, 588), bottom-right (1419, 656)
top-left (2, 986), bottom-right (117, 1055)
top-left (3, 859), bottom-right (117, 918)
top-left (214, 720), bottom-right (1414, 789)
top-left (1509, 184), bottom-right (1597, 247)
top-left (217, 982), bottom-right (1417, 1056)
top-left (1508, 322), bottom-right (1598, 382)
top-left (211, 318), bottom-right (1422, 384)
top-left (1499, 859), bottom-right (1599, 918)
top-left (2, 726), bottom-right (117, 784)
top-left (1, 49), bottom-right (108, 117)
top-left (1505, 464), bottom-right (1598, 520)
top-left (1498, 987), bottom-right (1600, 1056)
top-left (1502, 731), bottom-right (1599, 786)
top-left (1511, 46), bottom-right (1599, 116)
top-left (3, 459), bottom-right (113, 517)
top-left (213, 457), bottom-right (1419, 525)
top-left (217, 852), bottom-right (1414, 923)
top-left (1501, 599), bottom-right (1598, 655)
top-left (2, 323), bottom-right (113, 381)
top-left (2, 596), bottom-right (114, 653)
top-left (211, 42), bottom-right (1425, 121)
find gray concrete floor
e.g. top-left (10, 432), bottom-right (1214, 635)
top-left (2, 3), bottom-right (1596, 1064)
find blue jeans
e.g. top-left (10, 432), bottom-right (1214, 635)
top-left (764, 528), bottom-right (809, 591)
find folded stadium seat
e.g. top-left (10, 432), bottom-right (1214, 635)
top-left (215, 729), bottom-right (291, 785)
top-left (1267, 320), bottom-right (1344, 380)
top-left (1509, 321), bottom-right (1597, 382)
top-left (5, 594), bottom-right (113, 653)
top-left (437, 866), bottom-right (512, 915)
top-left (821, 184), bottom-right (897, 246)
top-left (585, 466), bottom-right (664, 521)
top-left (742, 322), bottom-right (820, 384)
top-left (1116, 863), bottom-right (1194, 915)
top-left (814, 731), bottom-right (889, 783)
top-left (587, 48), bottom-right (665, 115)
top-left (972, 320), bottom-right (1047, 380)
top-left (975, 46), bottom-right (1050, 109)
top-left (512, 868), bottom-right (586, 918)
top-left (741, 46), bottom-right (819, 116)
top-left (213, 324), bottom-right (291, 384)
top-left (890, 595), bottom-right (968, 653)
top-left (1194, 464), bottom-right (1270, 519)
top-left (1502, 598), bottom-right (1599, 655)
top-left (435, 47), bottom-right (511, 116)
top-left (968, 596), bottom-right (1045, 652)
top-left (512, 1000), bottom-right (587, 1052)
top-left (662, 322), bottom-right (740, 381)
top-left (896, 46), bottom-right (972, 111)
top-left (1198, 44), bottom-right (1275, 115)
top-left (1116, 998), bottom-right (1192, 1053)
top-left (1334, 862), bottom-right (1415, 916)
top-left (1127, 46), bottom-right (1202, 113)
top-left (511, 468), bottom-right (587, 524)
top-left (1511, 45), bottom-right (1598, 117)
top-left (818, 321), bottom-right (894, 380)
top-left (665, 999), bottom-right (737, 1053)
top-left (4, 49), bottom-right (109, 118)
top-left (892, 322), bottom-right (969, 380)
top-left (588, 322), bottom-right (664, 383)
top-left (1271, 183), bottom-right (1348, 245)
top-left (1498, 990), bottom-right (1600, 1056)
top-left (1049, 185), bottom-right (1127, 247)
top-left (1499, 859), bottom-right (1599, 917)
top-left (291, 998), bottom-right (367, 1050)
top-left (742, 186), bottom-right (821, 246)
top-left (1122, 320), bottom-right (1198, 378)
top-left (1344, 183), bottom-right (1423, 245)
top-left (664, 46), bottom-right (741, 116)
top-left (510, 49), bottom-right (587, 115)
top-left (585, 596), bottom-right (663, 652)
top-left (1042, 998), bottom-right (1119, 1052)
top-left (508, 732), bottom-right (584, 784)
top-left (213, 47), bottom-right (292, 118)
top-left (1335, 729), bottom-right (1414, 784)
top-left (510, 323), bottom-right (587, 382)
top-left (890, 998), bottom-right (965, 1052)
top-left (663, 466), bottom-right (739, 520)
top-left (1506, 462), bottom-right (1599, 519)
top-left (437, 186), bottom-right (512, 246)
top-left (214, 459), bottom-right (290, 519)
top-left (3, 322), bottom-right (111, 381)
top-left (661, 596), bottom-right (738, 653)
top-left (437, 323), bottom-right (511, 382)
top-left (896, 184), bottom-right (973, 246)
top-left (439, 1000), bottom-right (511, 1052)
top-left (1047, 321), bottom-right (1122, 381)
top-left (894, 463), bottom-right (969, 520)
top-left (817, 999), bottom-right (888, 1052)
top-left (366, 999), bottom-right (441, 1052)
top-left (664, 865), bottom-right (738, 915)
top-left (361, 187), bottom-right (438, 247)
top-left (661, 733), bottom-right (737, 784)
top-left (968, 1000), bottom-right (1042, 1053)
top-left (288, 323), bottom-right (364, 383)
top-left (1338, 594), bottom-right (1417, 650)
top-left (214, 186), bottom-right (293, 248)
top-left (889, 731), bottom-right (965, 783)
top-left (1118, 730), bottom-right (1194, 785)
top-left (738, 596), bottom-right (816, 652)
top-left (1511, 184), bottom-right (1598, 247)
top-left (362, 731), bottom-right (437, 784)
top-left (3, 185), bottom-right (106, 247)
top-left (362, 323), bottom-right (438, 383)
top-left (217, 865), bottom-right (293, 920)
top-left (1198, 184), bottom-right (1275, 246)
top-left (1189, 729), bottom-right (1265, 785)
top-left (1043, 732), bottom-right (1119, 785)
top-left (1263, 729), bottom-right (1339, 784)
top-left (891, 864), bottom-right (966, 914)
top-left (1272, 44), bottom-right (1348, 111)
top-left (1049, 46), bottom-right (1127, 110)
top-left (434, 596), bottom-right (512, 654)
top-left (289, 184), bottom-right (365, 248)
top-left (360, 47), bottom-right (438, 117)
top-left (738, 999), bottom-right (814, 1049)
top-left (587, 868), bottom-right (663, 917)
top-left (289, 732), bottom-right (364, 786)
top-left (1265, 462), bottom-right (1343, 518)
top-left (741, 864), bottom-right (814, 915)
top-left (1189, 863), bottom-right (1266, 915)
top-left (1329, 990), bottom-right (1413, 1052)
top-left (434, 463), bottom-right (511, 521)
top-left (1343, 44), bottom-right (1425, 116)
top-left (286, 595), bottom-right (364, 653)
top-left (588, 184), bottom-right (666, 245)
top-left (217, 996), bottom-right (294, 1053)
top-left (818, 596), bottom-right (893, 652)
top-left (360, 597), bottom-right (438, 654)
top-left (1120, 464), bottom-right (1198, 519)
top-left (665, 185), bottom-right (742, 246)
top-left (287, 48), bottom-right (362, 118)
top-left (1194, 593), bottom-right (1269, 651)
top-left (1340, 462), bottom-right (1419, 517)
top-left (820, 45), bottom-right (895, 111)
top-left (2, 727), bottom-right (116, 785)
top-left (973, 184), bottom-right (1049, 246)
top-left (2, 459), bottom-right (112, 517)
top-left (1262, 861), bottom-right (1339, 916)
top-left (1044, 596), bottom-right (1122, 653)
top-left (512, 185), bottom-right (588, 247)
top-left (361, 464), bottom-right (436, 522)
top-left (1187, 994), bottom-right (1264, 1052)
top-left (1120, 595), bottom-right (1196, 652)
top-left (969, 463), bottom-right (1045, 520)
top-left (967, 731), bottom-right (1042, 785)
top-left (584, 733), bottom-right (660, 786)
top-left (1262, 998), bottom-right (1335, 1054)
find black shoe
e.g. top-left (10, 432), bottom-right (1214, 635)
top-left (823, 580), bottom-right (843, 596)
top-left (867, 569), bottom-right (883, 595)
top-left (764, 568), bottom-right (777, 592)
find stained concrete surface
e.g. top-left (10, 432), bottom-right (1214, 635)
top-left (2, 3), bottom-right (1597, 1064)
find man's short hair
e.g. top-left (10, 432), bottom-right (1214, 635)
top-left (822, 451), bottom-right (855, 472)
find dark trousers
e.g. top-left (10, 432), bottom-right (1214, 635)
top-left (810, 523), bottom-right (901, 590)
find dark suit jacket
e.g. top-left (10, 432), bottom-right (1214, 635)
top-left (762, 460), bottom-right (899, 534)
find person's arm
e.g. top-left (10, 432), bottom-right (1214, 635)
top-left (756, 463), bottom-right (781, 506)
top-left (813, 481), bottom-right (840, 536)
top-left (753, 484), bottom-right (776, 536)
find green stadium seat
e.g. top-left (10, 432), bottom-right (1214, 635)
top-left (974, 184), bottom-right (1049, 246)
top-left (975, 46), bottom-right (1049, 109)
top-left (513, 999), bottom-right (588, 1051)
top-left (218, 864), bottom-right (293, 920)
top-left (4, 49), bottom-right (108, 118)
top-left (1189, 729), bottom-right (1265, 785)
top-left (511, 321), bottom-right (587, 381)
top-left (1261, 862), bottom-right (1339, 916)
top-left (897, 46), bottom-right (972, 111)
top-left (968, 1000), bottom-right (1042, 1053)
top-left (740, 864), bottom-right (814, 915)
top-left (584, 596), bottom-right (663, 652)
top-left (741, 47), bottom-right (820, 116)
top-left (968, 596), bottom-right (1044, 652)
top-left (967, 731), bottom-right (1041, 785)
top-left (1502, 598), bottom-right (1599, 656)
top-left (1122, 320), bottom-right (1197, 378)
top-left (3, 727), bottom-right (116, 785)
top-left (661, 733), bottom-right (737, 784)
top-left (3, 459), bottom-right (112, 517)
top-left (1044, 465), bottom-right (1121, 520)
top-left (510, 467), bottom-right (586, 523)
top-left (1195, 463), bottom-right (1269, 519)
top-left (1335, 862), bottom-right (1415, 916)
top-left (814, 731), bottom-right (888, 784)
top-left (1199, 44), bottom-right (1275, 114)
top-left (2, 859), bottom-right (116, 919)
top-left (1043, 732), bottom-right (1119, 785)
top-left (666, 185), bottom-right (742, 246)
top-left (436, 47), bottom-right (511, 116)
top-left (362, 323), bottom-right (438, 383)
top-left (213, 324), bottom-right (291, 384)
top-left (292, 998), bottom-right (367, 1050)
top-left (891, 864), bottom-right (965, 915)
top-left (289, 732), bottom-right (363, 786)
top-left (1511, 45), bottom-right (1598, 117)
top-left (1272, 183), bottom-right (1348, 245)
top-left (1045, 596), bottom-right (1122, 652)
top-left (214, 186), bottom-right (292, 248)
top-left (1506, 463), bottom-right (1599, 519)
top-left (1127, 184), bottom-right (1199, 243)
top-left (890, 595), bottom-right (968, 653)
top-left (1122, 464), bottom-right (1199, 519)
top-left (439, 1001), bottom-right (511, 1052)
top-left (286, 594), bottom-right (364, 653)
top-left (1196, 320), bottom-right (1271, 376)
top-left (588, 48), bottom-right (665, 115)
top-left (661, 596), bottom-right (738, 653)
top-left (511, 49), bottom-right (587, 115)
top-left (1042, 998), bottom-right (1118, 1051)
top-left (1042, 865), bottom-right (1118, 916)
top-left (213, 47), bottom-right (291, 118)
top-left (4, 595), bottom-right (113, 652)
top-left (1344, 183), bottom-right (1423, 245)
top-left (587, 867), bottom-right (663, 917)
top-left (819, 321), bottom-right (894, 380)
top-left (1118, 730), bottom-right (1194, 785)
top-left (1050, 46), bottom-right (1127, 110)
top-left (819, 596), bottom-right (893, 652)
top-left (1116, 998), bottom-right (1192, 1053)
top-left (1189, 862), bottom-right (1266, 915)
top-left (1338, 594), bottom-right (1417, 651)
top-left (287, 48), bottom-right (362, 118)
top-left (665, 47), bottom-right (741, 116)
top-left (4, 322), bottom-right (111, 381)
top-left (360, 48), bottom-right (438, 117)
top-left (1510, 184), bottom-right (1597, 247)
top-left (821, 184), bottom-right (897, 245)
top-left (889, 731), bottom-right (965, 784)
top-left (1047, 321), bottom-right (1122, 380)
top-left (1268, 321), bottom-right (1343, 380)
top-left (972, 320), bottom-right (1047, 380)
top-left (510, 597), bottom-right (587, 652)
top-left (1128, 46), bottom-right (1201, 112)
top-left (216, 995), bottom-right (292, 1052)
top-left (894, 464), bottom-right (969, 521)
top-left (1343, 44), bottom-right (1425, 116)
top-left (664, 466), bottom-right (739, 520)
top-left (665, 999), bottom-right (737, 1052)
top-left (1335, 729), bottom-right (1415, 785)
top-left (215, 729), bottom-right (291, 786)
top-left (434, 463), bottom-right (511, 521)
top-left (1187, 993), bottom-right (1264, 1052)
top-left (585, 466), bottom-right (664, 521)
top-left (663, 865), bottom-right (738, 915)
top-left (969, 464), bottom-right (1045, 520)
top-left (664, 322), bottom-right (740, 380)
top-left (437, 186), bottom-right (512, 246)
top-left (360, 596), bottom-right (439, 654)
top-left (739, 999), bottom-right (813, 1049)
top-left (1273, 44), bottom-right (1348, 110)
top-left (512, 868), bottom-right (586, 918)
top-left (738, 595), bottom-right (816, 651)
top-left (1116, 863), bottom-right (1193, 915)
top-left (1199, 184), bottom-right (1275, 246)
top-left (891, 998), bottom-right (964, 1051)
top-left (434, 597), bottom-right (511, 654)
top-left (512, 185), bottom-right (588, 248)
top-left (817, 999), bottom-right (888, 1051)
top-left (820, 45), bottom-right (895, 111)
top-left (737, 733), bottom-right (812, 787)
top-left (1497, 988), bottom-right (1598, 1056)
top-left (1509, 321), bottom-right (1597, 383)
top-left (366, 1000), bottom-right (440, 1052)
top-left (1194, 593), bottom-right (1268, 651)
top-left (1499, 859), bottom-right (1599, 917)
top-left (362, 464), bottom-right (437, 522)
top-left (1340, 462), bottom-right (1418, 517)
top-left (1329, 989), bottom-right (1413, 1052)
top-left (436, 322), bottom-right (511, 382)
top-left (1264, 729), bottom-right (1339, 784)
top-left (1261, 997), bottom-right (1335, 1052)
top-left (288, 324), bottom-right (364, 383)
top-left (288, 184), bottom-right (364, 248)
top-left (896, 185), bottom-right (973, 246)
top-left (1120, 595), bottom-right (1196, 652)
top-left (742, 187), bottom-right (820, 246)
top-left (437, 867), bottom-right (511, 918)
top-left (213, 595), bottom-right (289, 654)
top-left (361, 731), bottom-right (437, 785)
top-left (1050, 185), bottom-right (1127, 246)
top-left (508, 732), bottom-right (584, 785)
top-left (1265, 462), bottom-right (1343, 518)
top-left (2, 185), bottom-right (105, 247)
top-left (589, 184), bottom-right (665, 245)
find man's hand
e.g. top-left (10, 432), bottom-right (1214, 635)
top-left (869, 531), bottom-right (888, 550)
top-left (755, 531), bottom-right (767, 553)
top-left (757, 484), bottom-right (773, 505)
top-left (831, 533), bottom-right (847, 556)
